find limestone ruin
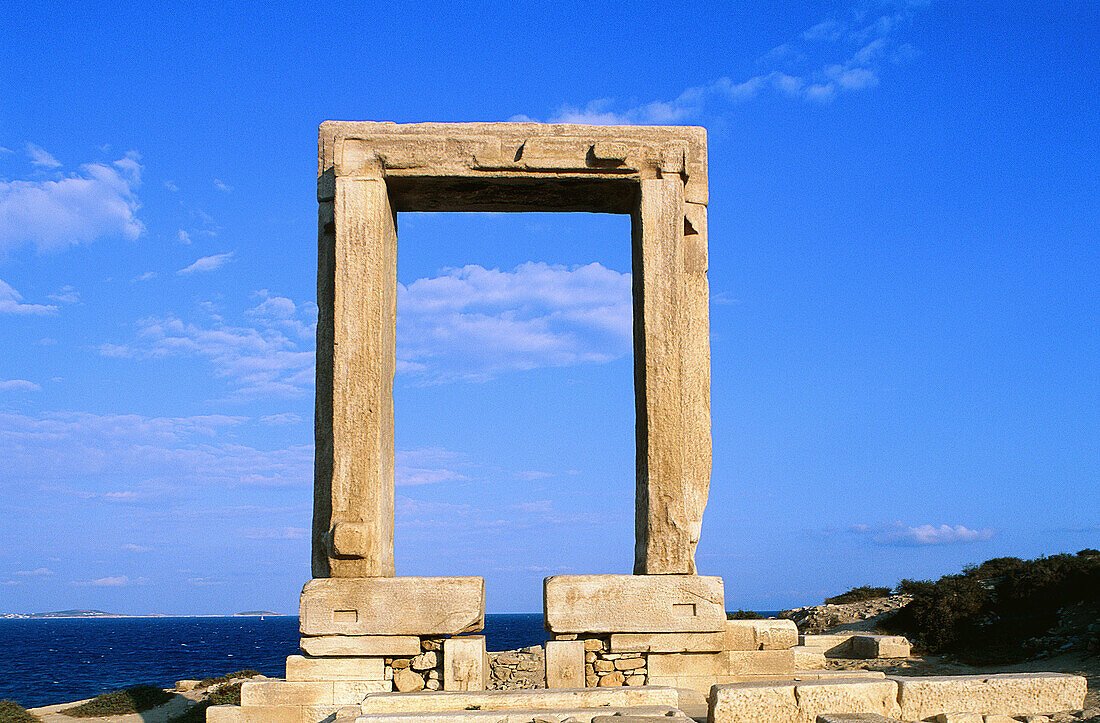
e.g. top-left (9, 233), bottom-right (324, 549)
top-left (207, 121), bottom-right (1088, 723)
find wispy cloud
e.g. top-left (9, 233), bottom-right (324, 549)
top-left (73, 575), bottom-right (137, 587)
top-left (177, 229), bottom-right (191, 245)
top-left (178, 252), bottom-right (233, 275)
top-left (0, 279), bottom-right (57, 315)
top-left (47, 285), bottom-right (80, 304)
top-left (26, 143), bottom-right (61, 168)
top-left (533, 1), bottom-right (925, 124)
top-left (240, 526), bottom-right (307, 540)
top-left (856, 522), bottom-right (996, 546)
top-left (0, 379), bottom-right (41, 393)
top-left (15, 567), bottom-right (53, 576)
top-left (0, 151), bottom-right (144, 253)
top-left (396, 447), bottom-right (471, 486)
top-left (121, 544), bottom-right (151, 553)
top-left (0, 410), bottom-right (312, 490)
top-left (213, 179), bottom-right (232, 192)
top-left (259, 413), bottom-right (301, 426)
top-left (102, 292), bottom-right (317, 398)
top-left (398, 261), bottom-right (631, 382)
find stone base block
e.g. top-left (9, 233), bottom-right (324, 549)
top-left (647, 669), bottom-right (884, 697)
top-left (709, 680), bottom-right (901, 723)
top-left (815, 715), bottom-right (904, 723)
top-left (648, 651), bottom-right (727, 678)
top-left (545, 639), bottom-right (585, 689)
top-left (359, 687), bottom-right (679, 714)
top-left (443, 635), bottom-right (487, 691)
top-left (207, 704), bottom-right (360, 723)
top-left (850, 635), bottom-right (911, 659)
top-left (354, 706), bottom-right (687, 722)
top-left (241, 680), bottom-right (391, 707)
top-left (300, 577), bottom-right (484, 636)
top-left (543, 575), bottom-right (725, 633)
top-left (791, 646), bottom-right (828, 669)
top-left (727, 649), bottom-right (797, 674)
top-left (892, 673), bottom-right (1087, 719)
top-left (300, 635), bottom-right (422, 657)
top-left (800, 634), bottom-right (856, 657)
top-left (724, 619), bottom-right (798, 651)
top-left (286, 655), bottom-right (385, 681)
top-left (609, 631), bottom-right (725, 653)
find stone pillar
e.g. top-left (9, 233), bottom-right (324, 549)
top-left (313, 173), bottom-right (397, 578)
top-left (632, 177), bottom-right (712, 574)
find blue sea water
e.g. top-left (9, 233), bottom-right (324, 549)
top-left (0, 614), bottom-right (546, 709)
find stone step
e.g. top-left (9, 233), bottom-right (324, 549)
top-left (709, 679), bottom-right (902, 723)
top-left (798, 633), bottom-right (911, 659)
top-left (890, 673), bottom-right (1087, 720)
top-left (354, 705), bottom-right (691, 722)
top-left (359, 686), bottom-right (680, 714)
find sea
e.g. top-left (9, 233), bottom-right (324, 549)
top-left (0, 614), bottom-right (546, 709)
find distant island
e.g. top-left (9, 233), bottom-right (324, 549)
top-left (1, 609), bottom-right (293, 619)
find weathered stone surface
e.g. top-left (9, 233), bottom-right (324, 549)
top-left (850, 635), bottom-right (911, 659)
top-left (648, 651), bottom-right (727, 678)
top-left (726, 650), bottom-right (798, 674)
top-left (317, 121), bottom-right (711, 578)
top-left (709, 681), bottom-right (800, 723)
top-left (791, 646), bottom-right (827, 669)
top-left (598, 671), bottom-right (626, 686)
top-left (543, 575), bottom-right (725, 633)
top-left (444, 635), bottom-right (487, 692)
top-left (206, 705), bottom-right (300, 723)
top-left (795, 680), bottom-right (902, 722)
top-left (241, 681), bottom-right (336, 707)
top-left (393, 668), bottom-right (425, 692)
top-left (632, 175), bottom-right (711, 574)
top-left (545, 640), bottom-right (585, 689)
top-left (313, 174), bottom-right (397, 578)
top-left (300, 635), bottom-right (421, 657)
top-left (800, 633), bottom-right (857, 656)
top-left (933, 714), bottom-right (985, 723)
top-left (725, 619), bottom-right (799, 651)
top-left (815, 715), bottom-right (904, 723)
top-left (411, 651), bottom-right (437, 671)
top-left (892, 673), bottom-right (1087, 719)
top-left (300, 577), bottom-right (484, 635)
top-left (360, 687), bottom-right (680, 713)
top-left (333, 680), bottom-right (391, 702)
top-left (610, 631), bottom-right (725, 653)
top-left (285, 654), bottom-right (384, 681)
top-left (353, 706), bottom-right (687, 722)
top-left (709, 680), bottom-right (901, 723)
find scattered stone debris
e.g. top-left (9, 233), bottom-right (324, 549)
top-left (782, 594), bottom-right (913, 635)
top-left (488, 646), bottom-right (546, 690)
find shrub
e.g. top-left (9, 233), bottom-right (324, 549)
top-left (886, 552), bottom-right (1100, 663)
top-left (0, 700), bottom-right (38, 723)
top-left (195, 669), bottom-right (260, 689)
top-left (168, 682), bottom-right (243, 723)
top-left (824, 585), bottom-right (893, 604)
top-left (727, 609), bottom-right (764, 619)
top-left (62, 685), bottom-right (174, 717)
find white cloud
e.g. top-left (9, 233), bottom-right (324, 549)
top-left (177, 229), bottom-right (191, 244)
top-left (47, 285), bottom-right (80, 304)
top-left (864, 523), bottom-right (996, 546)
top-left (542, 0), bottom-right (924, 123)
top-left (26, 143), bottom-right (61, 168)
top-left (15, 567), bottom-right (53, 576)
top-left (240, 526), bottom-right (307, 540)
top-left (178, 252), bottom-right (233, 275)
top-left (0, 152), bottom-right (144, 252)
top-left (398, 261), bottom-right (632, 382)
top-left (73, 575), bottom-right (132, 587)
top-left (396, 447), bottom-right (470, 486)
top-left (0, 410), bottom-right (312, 490)
top-left (164, 180), bottom-right (179, 192)
top-left (0, 279), bottom-right (57, 315)
top-left (213, 179), bottom-right (233, 192)
top-left (0, 379), bottom-right (41, 392)
top-left (259, 413), bottom-right (301, 426)
top-left (133, 271), bottom-right (157, 282)
top-left (104, 294), bottom-right (316, 398)
top-left (121, 544), bottom-right (151, 553)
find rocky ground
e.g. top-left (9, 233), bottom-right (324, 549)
top-left (781, 595), bottom-right (1100, 711)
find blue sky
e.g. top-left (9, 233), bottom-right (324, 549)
top-left (0, 1), bottom-right (1096, 615)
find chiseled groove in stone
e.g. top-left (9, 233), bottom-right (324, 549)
top-left (300, 577), bottom-right (484, 636)
top-left (543, 575), bottom-right (725, 634)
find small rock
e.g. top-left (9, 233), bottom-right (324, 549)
top-left (411, 651), bottom-right (437, 670)
top-left (393, 668), bottom-right (425, 692)
top-left (598, 671), bottom-right (625, 687)
top-left (425, 678), bottom-right (441, 690)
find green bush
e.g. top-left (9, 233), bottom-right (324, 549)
top-left (169, 681), bottom-right (243, 723)
top-left (885, 552), bottom-right (1100, 663)
top-left (727, 609), bottom-right (764, 619)
top-left (0, 700), bottom-right (38, 723)
top-left (62, 684), bottom-right (174, 717)
top-left (196, 669), bottom-right (260, 689)
top-left (824, 585), bottom-right (893, 604)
